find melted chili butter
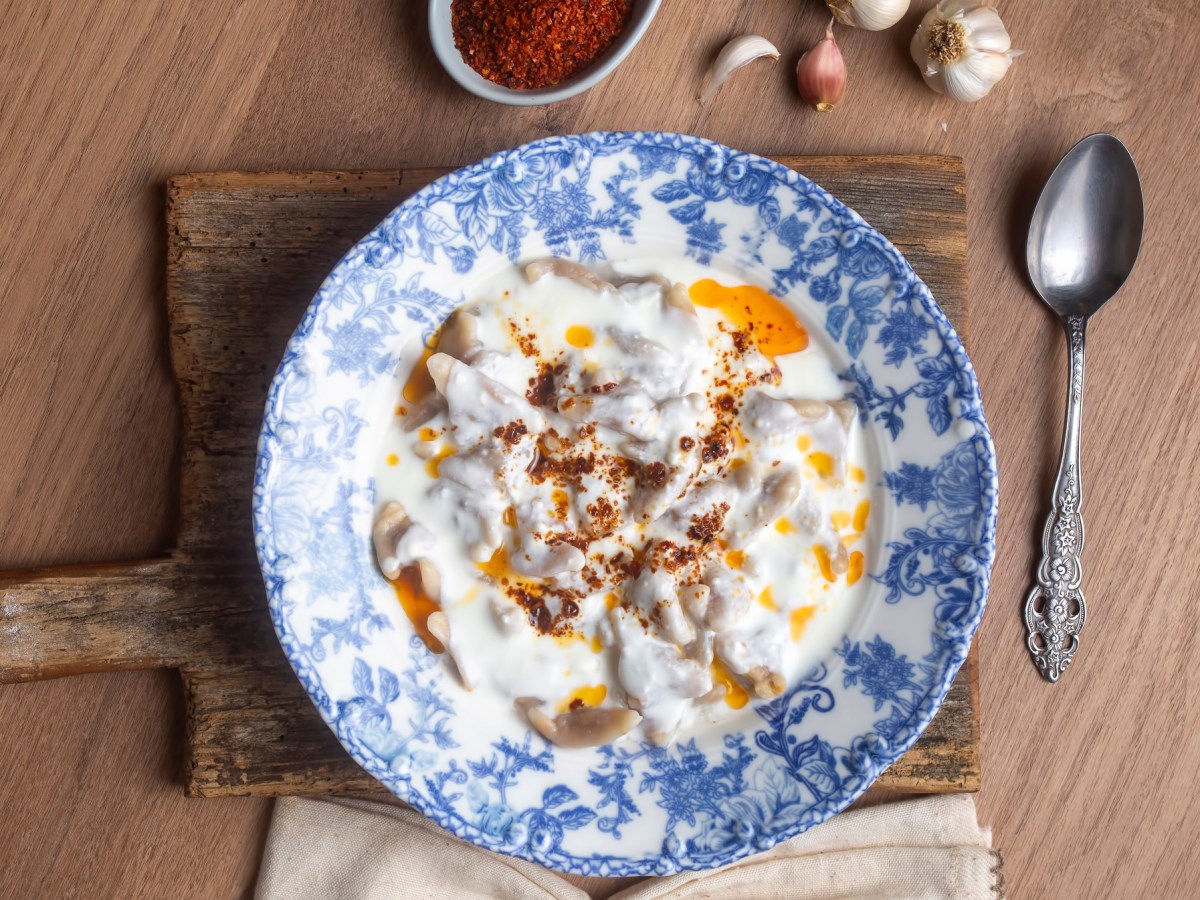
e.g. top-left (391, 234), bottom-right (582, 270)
top-left (689, 279), bottom-right (808, 359)
top-left (853, 500), bottom-right (871, 533)
top-left (774, 518), bottom-right (797, 535)
top-left (725, 549), bottom-right (746, 570)
top-left (425, 446), bottom-right (454, 478)
top-left (847, 551), bottom-right (865, 586)
top-left (565, 325), bottom-right (595, 348)
top-left (813, 545), bottom-right (837, 582)
top-left (556, 684), bottom-right (607, 713)
top-left (477, 546), bottom-right (521, 583)
top-left (830, 510), bottom-right (851, 530)
top-left (554, 630), bottom-right (588, 648)
top-left (849, 464), bottom-right (867, 483)
top-left (710, 659), bottom-right (749, 709)
top-left (758, 586), bottom-right (779, 611)
top-left (385, 453), bottom-right (399, 467)
top-left (790, 606), bottom-right (816, 641)
top-left (476, 547), bottom-right (579, 636)
top-left (392, 570), bottom-right (444, 653)
top-left (806, 451), bottom-right (835, 479)
top-left (402, 347), bottom-right (436, 403)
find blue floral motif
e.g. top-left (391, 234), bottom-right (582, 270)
top-left (878, 306), bottom-right (932, 366)
top-left (336, 639), bottom-right (457, 776)
top-left (304, 482), bottom-right (391, 658)
top-left (877, 440), bottom-right (991, 607)
top-left (837, 636), bottom-right (920, 712)
top-left (751, 667), bottom-right (840, 798)
top-left (840, 241), bottom-right (890, 279)
top-left (808, 271), bottom-right (839, 302)
top-left (423, 734), bottom-right (600, 855)
top-left (319, 271), bottom-right (459, 382)
top-left (628, 144), bottom-right (677, 179)
top-left (520, 786), bottom-right (599, 855)
top-left (253, 132), bottom-right (998, 878)
top-left (884, 463), bottom-right (937, 510)
top-left (459, 735), bottom-right (554, 848)
top-left (843, 336), bottom-right (960, 440)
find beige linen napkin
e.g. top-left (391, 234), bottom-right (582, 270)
top-left (256, 793), bottom-right (1003, 899)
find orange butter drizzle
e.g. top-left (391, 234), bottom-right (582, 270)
top-left (402, 347), bottom-right (436, 403)
top-left (689, 280), bottom-right (808, 359)
top-left (392, 568), bottom-right (444, 653)
top-left (710, 659), bottom-right (749, 709)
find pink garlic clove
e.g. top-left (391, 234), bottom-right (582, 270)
top-left (797, 21), bottom-right (847, 113)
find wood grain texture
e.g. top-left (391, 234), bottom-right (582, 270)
top-left (0, 157), bottom-right (976, 804)
top-left (2, 0), bottom-right (1198, 897)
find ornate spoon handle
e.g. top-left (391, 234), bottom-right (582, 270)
top-left (1025, 315), bottom-right (1088, 682)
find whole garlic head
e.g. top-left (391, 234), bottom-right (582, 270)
top-left (911, 1), bottom-right (1022, 102)
top-left (827, 0), bottom-right (910, 32)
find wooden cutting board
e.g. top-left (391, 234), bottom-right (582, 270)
top-left (0, 157), bottom-right (978, 798)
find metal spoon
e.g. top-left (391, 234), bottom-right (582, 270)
top-left (1024, 134), bottom-right (1144, 682)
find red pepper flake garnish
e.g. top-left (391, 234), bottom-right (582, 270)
top-left (526, 363), bottom-right (555, 407)
top-left (701, 430), bottom-right (730, 464)
top-left (687, 503), bottom-right (729, 544)
top-left (642, 461), bottom-right (669, 489)
top-left (451, 0), bottom-right (635, 90)
top-left (492, 420), bottom-right (529, 446)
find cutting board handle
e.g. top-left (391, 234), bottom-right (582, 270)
top-left (0, 557), bottom-right (189, 682)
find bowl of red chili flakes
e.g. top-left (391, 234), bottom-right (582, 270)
top-left (429, 0), bottom-right (662, 106)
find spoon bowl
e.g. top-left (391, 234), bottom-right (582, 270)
top-left (1027, 133), bottom-right (1144, 318)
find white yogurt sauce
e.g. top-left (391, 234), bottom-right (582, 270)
top-left (372, 258), bottom-right (876, 748)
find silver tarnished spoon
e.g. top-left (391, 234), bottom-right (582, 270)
top-left (1024, 134), bottom-right (1144, 682)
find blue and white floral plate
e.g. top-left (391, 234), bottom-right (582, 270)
top-left (254, 132), bottom-right (997, 876)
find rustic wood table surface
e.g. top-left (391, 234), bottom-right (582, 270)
top-left (1, 1), bottom-right (1197, 897)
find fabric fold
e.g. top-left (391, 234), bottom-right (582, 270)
top-left (255, 794), bottom-right (1002, 900)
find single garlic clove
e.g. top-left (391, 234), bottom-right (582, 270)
top-left (416, 557), bottom-right (441, 603)
top-left (827, 0), bottom-right (910, 32)
top-left (425, 352), bottom-right (455, 396)
top-left (748, 665), bottom-right (786, 699)
top-left (426, 610), bottom-right (450, 647)
top-left (525, 258), bottom-right (615, 293)
top-left (427, 611), bottom-right (478, 690)
top-left (796, 22), bottom-right (847, 113)
top-left (518, 698), bottom-right (642, 748)
top-left (702, 35), bottom-right (780, 104)
top-left (372, 501), bottom-right (410, 580)
top-left (435, 309), bottom-right (481, 363)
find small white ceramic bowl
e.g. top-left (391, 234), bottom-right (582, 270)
top-left (428, 0), bottom-right (662, 106)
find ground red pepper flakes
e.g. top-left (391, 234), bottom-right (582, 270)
top-left (451, 0), bottom-right (634, 90)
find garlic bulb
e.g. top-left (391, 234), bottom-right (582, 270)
top-left (797, 22), bottom-right (847, 112)
top-left (702, 35), bottom-right (781, 103)
top-left (827, 0), bottom-right (910, 31)
top-left (910, 1), bottom-right (1022, 102)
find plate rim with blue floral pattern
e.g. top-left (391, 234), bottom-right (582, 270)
top-left (254, 131), bottom-right (998, 877)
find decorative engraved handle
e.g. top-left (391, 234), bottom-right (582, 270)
top-left (1025, 315), bottom-right (1088, 682)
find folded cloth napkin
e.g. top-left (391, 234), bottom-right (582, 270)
top-left (256, 793), bottom-right (1002, 900)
